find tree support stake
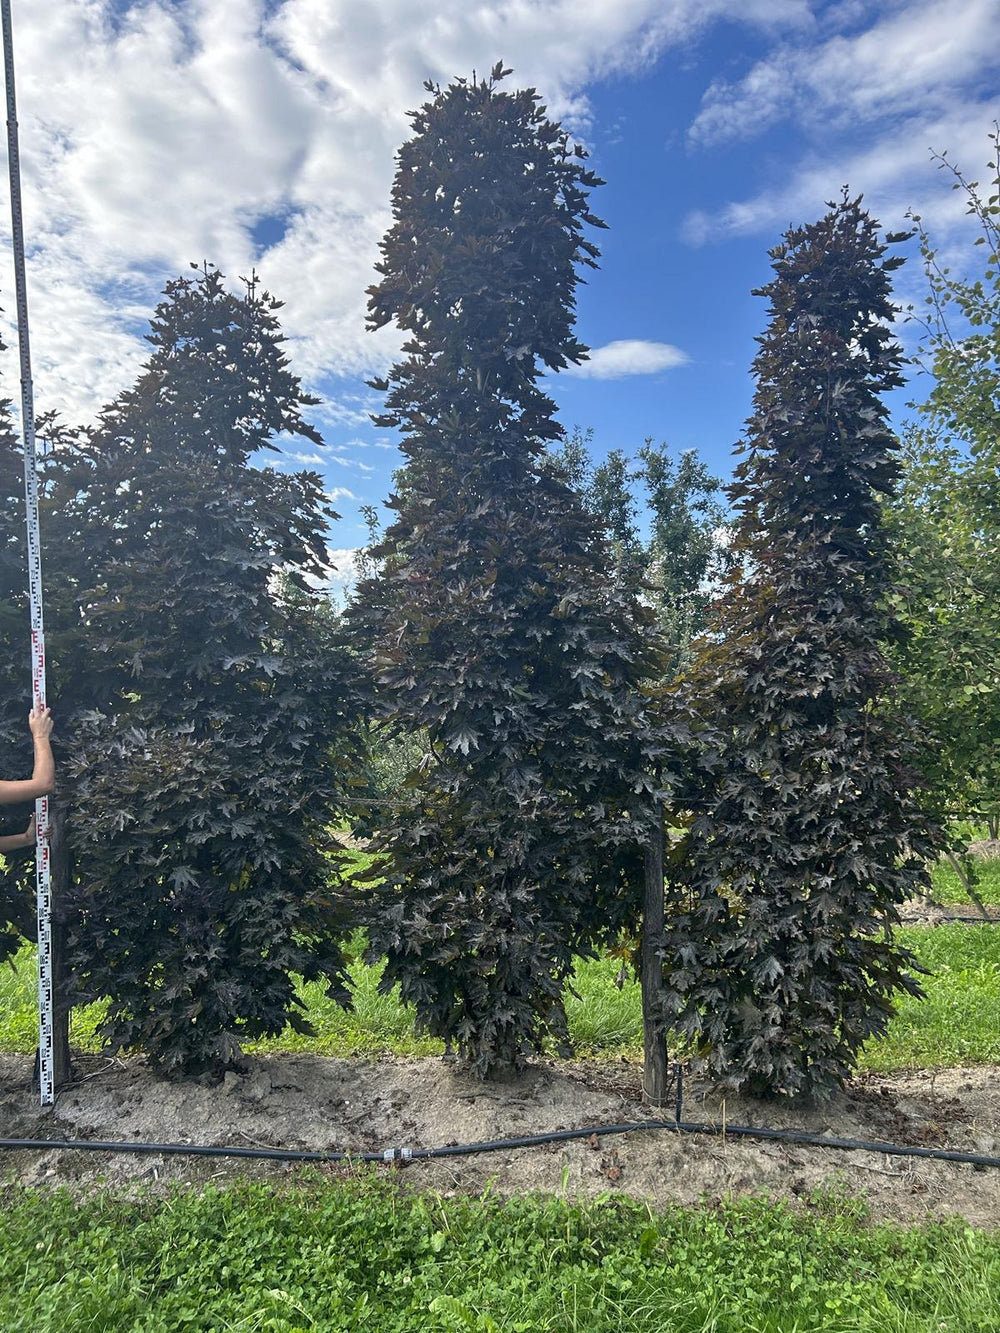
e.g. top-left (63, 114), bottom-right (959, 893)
top-left (642, 808), bottom-right (669, 1106)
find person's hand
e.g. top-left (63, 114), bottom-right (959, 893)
top-left (24, 814), bottom-right (36, 844)
top-left (28, 705), bottom-right (52, 741)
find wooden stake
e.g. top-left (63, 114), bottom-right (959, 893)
top-left (642, 809), bottom-right (669, 1106)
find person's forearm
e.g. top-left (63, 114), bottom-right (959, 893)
top-left (0, 707), bottom-right (55, 805)
top-left (0, 831), bottom-right (32, 852)
top-left (0, 743), bottom-right (55, 806)
top-left (31, 732), bottom-right (55, 795)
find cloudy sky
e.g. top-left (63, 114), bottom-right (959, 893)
top-left (2, 0), bottom-right (998, 588)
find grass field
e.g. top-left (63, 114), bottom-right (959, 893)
top-left (1, 1176), bottom-right (998, 1333)
top-left (927, 854), bottom-right (1000, 906)
top-left (3, 855), bottom-right (999, 1333)
top-left (1, 851), bottom-right (997, 1067)
top-left (1, 920), bottom-right (997, 1070)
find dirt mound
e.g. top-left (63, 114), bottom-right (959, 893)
top-left (899, 898), bottom-right (1000, 924)
top-left (2, 1053), bottom-right (998, 1226)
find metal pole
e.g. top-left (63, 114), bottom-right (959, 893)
top-left (1, 0), bottom-right (55, 1107)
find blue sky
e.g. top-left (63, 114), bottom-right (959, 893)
top-left (2, 0), bottom-right (998, 586)
top-left (548, 55), bottom-right (780, 479)
top-left (545, 11), bottom-right (998, 492)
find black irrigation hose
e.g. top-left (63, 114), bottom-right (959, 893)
top-left (5, 1066), bottom-right (999, 1171)
top-left (3, 1119), bottom-right (1000, 1170)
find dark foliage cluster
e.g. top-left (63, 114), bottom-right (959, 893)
top-left (350, 67), bottom-right (672, 1077)
top-left (0, 65), bottom-right (946, 1098)
top-left (659, 196), bottom-right (939, 1096)
top-left (0, 269), bottom-right (360, 1073)
top-left (66, 701), bottom-right (351, 1073)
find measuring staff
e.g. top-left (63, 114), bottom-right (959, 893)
top-left (2, 0), bottom-right (57, 1105)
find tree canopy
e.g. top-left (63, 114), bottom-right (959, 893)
top-left (887, 131), bottom-right (1000, 837)
top-left (660, 194), bottom-right (938, 1097)
top-left (350, 67), bottom-right (668, 1077)
top-left (549, 430), bottom-right (729, 677)
top-left (2, 267), bottom-right (361, 1074)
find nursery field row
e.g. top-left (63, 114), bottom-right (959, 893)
top-left (1, 921), bottom-right (998, 1072)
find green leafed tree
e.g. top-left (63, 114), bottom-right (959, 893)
top-left (886, 131), bottom-right (1000, 841)
top-left (886, 429), bottom-right (1000, 836)
top-left (640, 441), bottom-right (729, 673)
top-left (349, 67), bottom-right (667, 1078)
top-left (549, 430), bottom-right (729, 676)
top-left (661, 194), bottom-right (938, 1098)
top-left (4, 266), bottom-right (360, 1074)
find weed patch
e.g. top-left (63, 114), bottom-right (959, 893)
top-left (1, 1177), bottom-right (998, 1332)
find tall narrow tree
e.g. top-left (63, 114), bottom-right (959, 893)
top-left (4, 267), bottom-right (360, 1075)
top-left (351, 67), bottom-right (666, 1078)
top-left (660, 195), bottom-right (938, 1097)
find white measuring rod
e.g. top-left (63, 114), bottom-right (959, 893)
top-left (2, 0), bottom-right (55, 1107)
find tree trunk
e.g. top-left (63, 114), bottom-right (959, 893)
top-left (482, 1031), bottom-right (521, 1083)
top-left (987, 815), bottom-right (999, 842)
top-left (642, 810), bottom-right (669, 1106)
top-left (944, 848), bottom-right (991, 922)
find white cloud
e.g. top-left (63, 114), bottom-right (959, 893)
top-left (302, 544), bottom-right (359, 597)
top-left (0, 0), bottom-right (810, 427)
top-left (289, 450), bottom-right (326, 465)
top-left (682, 107), bottom-right (995, 247)
top-left (690, 0), bottom-right (1000, 147)
top-left (564, 339), bottom-right (689, 379)
top-left (312, 395), bottom-right (378, 430)
top-left (326, 486), bottom-right (358, 502)
top-left (684, 0), bottom-right (1000, 249)
top-left (323, 546), bottom-right (360, 595)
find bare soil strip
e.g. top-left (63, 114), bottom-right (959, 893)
top-left (900, 900), bottom-right (1000, 924)
top-left (2, 1053), bottom-right (998, 1226)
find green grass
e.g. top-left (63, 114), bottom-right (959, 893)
top-left (2, 925), bottom-right (998, 1073)
top-left (0, 938), bottom-right (643, 1060)
top-left (1, 1176), bottom-right (998, 1332)
top-left (858, 925), bottom-right (1000, 1071)
top-left (0, 934), bottom-right (442, 1060)
top-left (928, 854), bottom-right (1000, 906)
top-left (249, 943), bottom-right (442, 1058)
top-left (565, 926), bottom-right (1000, 1072)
